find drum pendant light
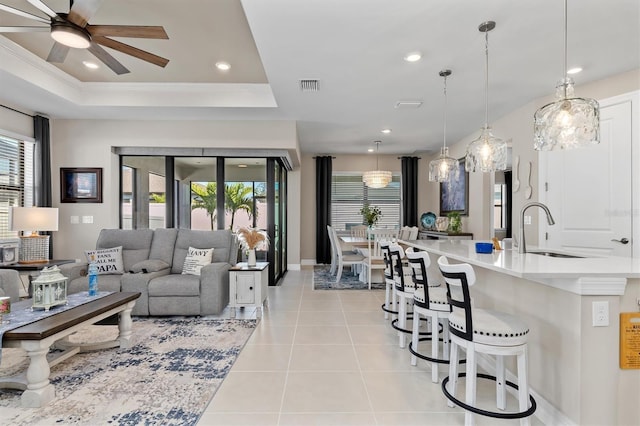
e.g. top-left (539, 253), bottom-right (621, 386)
top-left (363, 141), bottom-right (392, 188)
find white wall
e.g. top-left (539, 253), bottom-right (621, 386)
top-left (49, 119), bottom-right (301, 265)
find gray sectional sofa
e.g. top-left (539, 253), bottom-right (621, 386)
top-left (60, 228), bottom-right (238, 316)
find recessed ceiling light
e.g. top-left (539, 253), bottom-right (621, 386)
top-left (82, 61), bottom-right (99, 69)
top-left (567, 67), bottom-right (583, 74)
top-left (238, 164), bottom-right (248, 168)
top-left (215, 61), bottom-right (231, 71)
top-left (381, 129), bottom-right (392, 134)
top-left (367, 148), bottom-right (375, 153)
top-left (404, 52), bottom-right (422, 62)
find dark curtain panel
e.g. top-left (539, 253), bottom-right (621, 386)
top-left (33, 115), bottom-right (53, 257)
top-left (401, 156), bottom-right (419, 227)
top-left (315, 156), bottom-right (332, 264)
top-left (505, 170), bottom-right (512, 238)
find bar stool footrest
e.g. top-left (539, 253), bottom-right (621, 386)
top-left (408, 339), bottom-right (465, 365)
top-left (391, 317), bottom-right (430, 335)
top-left (381, 303), bottom-right (398, 315)
top-left (441, 372), bottom-right (537, 420)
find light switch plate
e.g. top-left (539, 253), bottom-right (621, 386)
top-left (81, 215), bottom-right (94, 224)
top-left (70, 215), bottom-right (80, 224)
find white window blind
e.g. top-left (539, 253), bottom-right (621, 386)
top-left (331, 173), bottom-right (401, 230)
top-left (0, 135), bottom-right (34, 238)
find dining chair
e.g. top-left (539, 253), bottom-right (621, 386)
top-left (364, 228), bottom-right (398, 289)
top-left (399, 226), bottom-right (419, 240)
top-left (350, 225), bottom-right (368, 238)
top-left (329, 226), bottom-right (366, 283)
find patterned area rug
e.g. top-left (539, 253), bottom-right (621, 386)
top-left (313, 264), bottom-right (385, 290)
top-left (0, 317), bottom-right (256, 425)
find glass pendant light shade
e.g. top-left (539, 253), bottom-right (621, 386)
top-left (429, 147), bottom-right (458, 182)
top-left (429, 69), bottom-right (458, 182)
top-left (465, 21), bottom-right (507, 173)
top-left (534, 0), bottom-right (599, 151)
top-left (363, 140), bottom-right (392, 188)
top-left (465, 126), bottom-right (507, 172)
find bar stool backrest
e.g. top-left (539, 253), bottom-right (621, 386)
top-left (379, 241), bottom-right (393, 280)
top-left (389, 243), bottom-right (410, 291)
top-left (405, 247), bottom-right (433, 307)
top-left (437, 255), bottom-right (476, 342)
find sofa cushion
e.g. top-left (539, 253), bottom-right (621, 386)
top-left (85, 246), bottom-right (124, 275)
top-left (129, 259), bottom-right (170, 274)
top-left (149, 228), bottom-right (178, 266)
top-left (182, 247), bottom-right (213, 276)
top-left (148, 274), bottom-right (200, 297)
top-left (97, 229), bottom-right (154, 272)
top-left (171, 230), bottom-right (234, 274)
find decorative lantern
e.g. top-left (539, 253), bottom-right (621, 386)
top-left (32, 265), bottom-right (68, 311)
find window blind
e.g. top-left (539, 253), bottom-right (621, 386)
top-left (331, 173), bottom-right (401, 230)
top-left (0, 135), bottom-right (34, 238)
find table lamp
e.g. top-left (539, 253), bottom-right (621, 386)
top-left (9, 207), bottom-right (59, 264)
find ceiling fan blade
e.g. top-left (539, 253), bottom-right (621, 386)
top-left (88, 42), bottom-right (129, 75)
top-left (68, 0), bottom-right (103, 28)
top-left (93, 36), bottom-right (169, 68)
top-left (0, 4), bottom-right (50, 23)
top-left (87, 25), bottom-right (168, 39)
top-left (46, 42), bottom-right (70, 62)
top-left (0, 26), bottom-right (49, 33)
top-left (26, 0), bottom-right (57, 18)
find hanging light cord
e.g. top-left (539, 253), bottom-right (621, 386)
top-left (563, 0), bottom-right (568, 99)
top-left (484, 29), bottom-right (490, 127)
top-left (443, 74), bottom-right (448, 150)
top-left (375, 141), bottom-right (380, 169)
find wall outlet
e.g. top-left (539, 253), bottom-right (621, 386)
top-left (524, 215), bottom-right (532, 225)
top-left (70, 215), bottom-right (80, 224)
top-left (592, 301), bottom-right (609, 327)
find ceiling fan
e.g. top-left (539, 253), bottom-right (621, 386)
top-left (0, 0), bottom-right (169, 75)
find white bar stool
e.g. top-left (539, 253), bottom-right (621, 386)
top-left (388, 243), bottom-right (416, 348)
top-left (405, 247), bottom-right (452, 383)
top-left (437, 256), bottom-right (536, 426)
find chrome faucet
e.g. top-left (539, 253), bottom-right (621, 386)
top-left (518, 202), bottom-right (555, 254)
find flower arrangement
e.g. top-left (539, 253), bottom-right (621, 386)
top-left (237, 227), bottom-right (269, 251)
top-left (360, 204), bottom-right (382, 226)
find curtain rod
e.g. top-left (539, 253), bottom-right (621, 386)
top-left (1, 104), bottom-right (34, 118)
top-left (397, 156), bottom-right (422, 159)
top-left (312, 156), bottom-right (336, 159)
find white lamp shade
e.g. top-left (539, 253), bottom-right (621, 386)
top-left (10, 207), bottom-right (59, 232)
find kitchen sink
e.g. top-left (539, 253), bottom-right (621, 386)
top-left (529, 251), bottom-right (585, 259)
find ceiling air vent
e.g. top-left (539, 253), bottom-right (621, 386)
top-left (395, 101), bottom-right (423, 109)
top-left (299, 79), bottom-right (320, 92)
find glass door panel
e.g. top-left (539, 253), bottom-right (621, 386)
top-left (174, 157), bottom-right (217, 230)
top-left (120, 156), bottom-right (165, 229)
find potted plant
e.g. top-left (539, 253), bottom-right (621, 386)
top-left (447, 211), bottom-right (462, 234)
top-left (237, 227), bottom-right (269, 267)
top-left (360, 204), bottom-right (382, 227)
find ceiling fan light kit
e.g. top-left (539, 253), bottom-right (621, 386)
top-left (51, 20), bottom-right (90, 48)
top-left (0, 0), bottom-right (169, 75)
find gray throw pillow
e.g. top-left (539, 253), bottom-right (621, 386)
top-left (129, 259), bottom-right (170, 274)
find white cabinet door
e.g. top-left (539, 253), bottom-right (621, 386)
top-left (540, 92), bottom-right (636, 257)
top-left (235, 273), bottom-right (255, 304)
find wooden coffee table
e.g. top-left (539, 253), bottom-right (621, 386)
top-left (0, 292), bottom-right (140, 407)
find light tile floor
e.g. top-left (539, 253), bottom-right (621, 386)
top-left (198, 269), bottom-right (543, 426)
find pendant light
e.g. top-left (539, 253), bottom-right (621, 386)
top-left (363, 141), bottom-right (392, 188)
top-left (429, 69), bottom-right (458, 182)
top-left (465, 21), bottom-right (507, 173)
top-left (533, 0), bottom-right (599, 150)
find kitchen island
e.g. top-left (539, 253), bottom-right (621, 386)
top-left (399, 239), bottom-right (640, 426)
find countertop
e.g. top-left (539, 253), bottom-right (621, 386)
top-left (399, 239), bottom-right (640, 295)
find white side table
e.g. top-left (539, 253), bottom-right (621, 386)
top-left (229, 262), bottom-right (269, 318)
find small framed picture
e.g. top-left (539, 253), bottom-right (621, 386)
top-left (60, 168), bottom-right (103, 203)
top-left (439, 159), bottom-right (469, 216)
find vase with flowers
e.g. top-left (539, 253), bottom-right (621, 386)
top-left (360, 204), bottom-right (382, 228)
top-left (237, 227), bottom-right (269, 267)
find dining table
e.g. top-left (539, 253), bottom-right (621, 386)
top-left (338, 236), bottom-right (372, 282)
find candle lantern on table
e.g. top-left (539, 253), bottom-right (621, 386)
top-left (32, 265), bottom-right (68, 311)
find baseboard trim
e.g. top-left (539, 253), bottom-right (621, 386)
top-left (287, 264), bottom-right (301, 271)
top-left (301, 259), bottom-right (317, 266)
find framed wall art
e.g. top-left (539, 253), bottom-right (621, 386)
top-left (60, 167), bottom-right (103, 203)
top-left (439, 159), bottom-right (469, 216)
